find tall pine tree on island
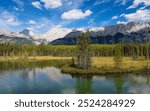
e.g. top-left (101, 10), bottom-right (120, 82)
top-left (76, 31), bottom-right (92, 69)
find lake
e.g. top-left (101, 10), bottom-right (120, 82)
top-left (0, 61), bottom-right (149, 94)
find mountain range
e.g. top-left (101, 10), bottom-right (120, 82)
top-left (0, 22), bottom-right (150, 45)
top-left (0, 28), bottom-right (47, 45)
top-left (50, 22), bottom-right (150, 45)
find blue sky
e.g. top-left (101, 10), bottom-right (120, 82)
top-left (0, 0), bottom-right (150, 34)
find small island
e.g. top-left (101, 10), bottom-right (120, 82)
top-left (0, 32), bottom-right (149, 75)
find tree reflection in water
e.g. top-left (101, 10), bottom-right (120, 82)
top-left (75, 76), bottom-right (93, 94)
top-left (114, 76), bottom-right (124, 94)
top-left (146, 69), bottom-right (150, 84)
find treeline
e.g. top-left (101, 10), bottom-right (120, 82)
top-left (0, 43), bottom-right (149, 58)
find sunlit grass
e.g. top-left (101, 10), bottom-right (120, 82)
top-left (92, 57), bottom-right (150, 69)
top-left (62, 57), bottom-right (150, 75)
top-left (0, 56), bottom-right (149, 70)
top-left (0, 56), bottom-right (71, 62)
top-left (93, 57), bottom-right (150, 68)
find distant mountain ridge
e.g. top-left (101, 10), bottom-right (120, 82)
top-left (0, 22), bottom-right (150, 45)
top-left (50, 22), bottom-right (150, 45)
top-left (0, 29), bottom-right (48, 45)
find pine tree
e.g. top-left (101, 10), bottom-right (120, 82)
top-left (77, 32), bottom-right (92, 69)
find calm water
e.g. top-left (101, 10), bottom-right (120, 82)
top-left (0, 62), bottom-right (150, 94)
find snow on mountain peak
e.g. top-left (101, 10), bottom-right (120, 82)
top-left (127, 22), bottom-right (150, 33)
top-left (89, 27), bottom-right (105, 32)
top-left (20, 29), bottom-right (35, 37)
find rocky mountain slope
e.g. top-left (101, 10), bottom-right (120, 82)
top-left (0, 29), bottom-right (48, 45)
top-left (0, 22), bottom-right (150, 45)
top-left (50, 22), bottom-right (150, 45)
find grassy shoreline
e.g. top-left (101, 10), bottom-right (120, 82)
top-left (61, 66), bottom-right (149, 75)
top-left (62, 57), bottom-right (150, 75)
top-left (0, 56), bottom-right (149, 74)
top-left (0, 56), bottom-right (71, 62)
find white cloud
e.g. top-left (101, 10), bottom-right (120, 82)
top-left (7, 18), bottom-right (15, 23)
top-left (0, 28), bottom-right (9, 34)
top-left (13, 6), bottom-right (19, 11)
top-left (120, 13), bottom-right (125, 17)
top-left (61, 9), bottom-right (92, 20)
top-left (124, 9), bottom-right (150, 22)
top-left (32, 1), bottom-right (42, 9)
top-left (11, 0), bottom-right (24, 10)
top-left (66, 0), bottom-right (84, 9)
top-left (120, 0), bottom-right (127, 5)
top-left (0, 11), bottom-right (21, 26)
top-left (28, 20), bottom-right (36, 25)
top-left (112, 16), bottom-right (118, 20)
top-left (67, 1), bottom-right (72, 5)
top-left (26, 27), bottom-right (35, 31)
top-left (88, 19), bottom-right (94, 24)
top-left (100, 20), bottom-right (110, 26)
top-left (36, 24), bottom-right (45, 28)
top-left (0, 10), bottom-right (21, 32)
top-left (117, 21), bottom-right (127, 24)
top-left (41, 0), bottom-right (62, 9)
top-left (139, 6), bottom-right (147, 10)
top-left (42, 25), bottom-right (72, 41)
top-left (114, 0), bottom-right (130, 5)
top-left (94, 0), bottom-right (111, 6)
top-left (128, 0), bottom-right (150, 9)
top-left (29, 17), bottom-right (53, 34)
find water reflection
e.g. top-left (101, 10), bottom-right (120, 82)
top-left (115, 76), bottom-right (126, 94)
top-left (127, 70), bottom-right (150, 94)
top-left (0, 61), bottom-right (150, 94)
top-left (75, 77), bottom-right (93, 94)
